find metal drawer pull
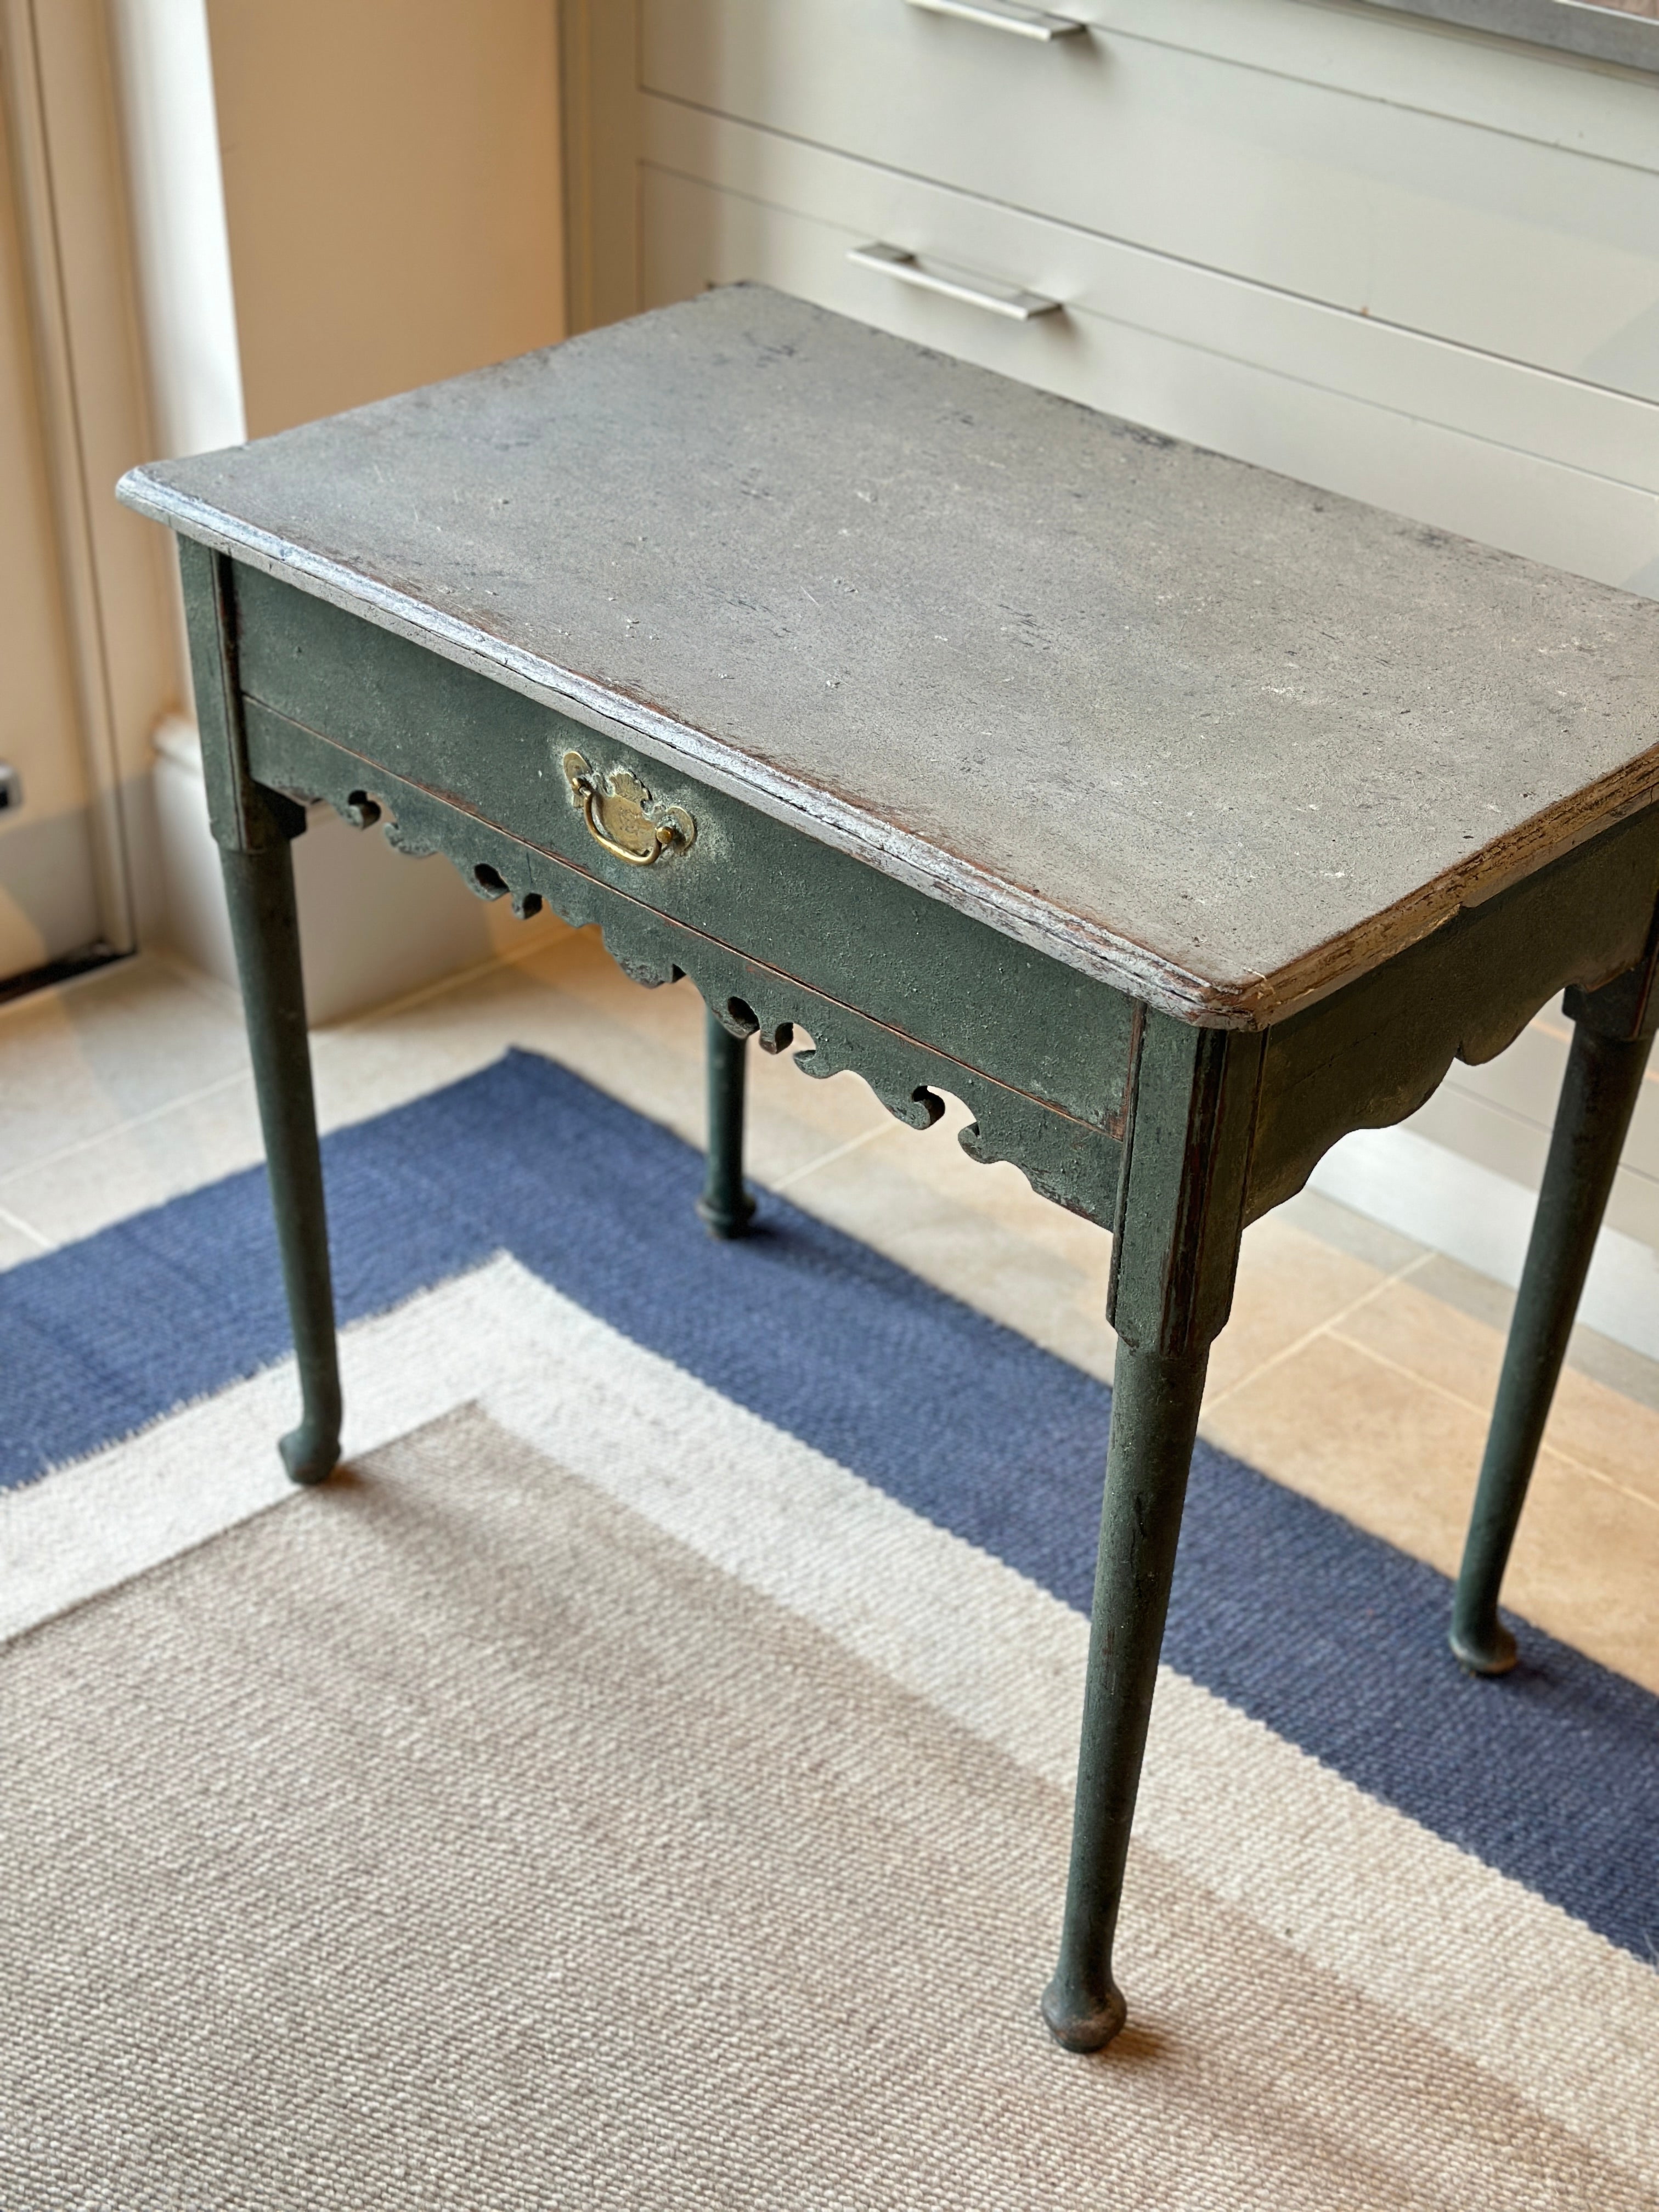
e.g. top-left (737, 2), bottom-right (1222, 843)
top-left (905, 0), bottom-right (1086, 38)
top-left (848, 242), bottom-right (1060, 322)
top-left (562, 751), bottom-right (696, 865)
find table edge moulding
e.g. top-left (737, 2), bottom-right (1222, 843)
top-left (119, 287), bottom-right (1659, 1034)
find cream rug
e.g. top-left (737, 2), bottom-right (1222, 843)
top-left (3, 1260), bottom-right (1656, 2208)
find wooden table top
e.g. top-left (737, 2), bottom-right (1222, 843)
top-left (120, 286), bottom-right (1659, 1026)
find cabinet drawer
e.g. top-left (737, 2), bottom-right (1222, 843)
top-left (642, 0), bottom-right (1659, 406)
top-left (641, 116), bottom-right (1659, 596)
top-left (232, 561), bottom-right (1137, 1140)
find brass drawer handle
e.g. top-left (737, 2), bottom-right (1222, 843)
top-left (562, 751), bottom-right (696, 866)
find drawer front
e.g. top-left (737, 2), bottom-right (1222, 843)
top-left (642, 0), bottom-right (1659, 407)
top-left (232, 561), bottom-right (1138, 1138)
top-left (640, 127), bottom-right (1659, 596)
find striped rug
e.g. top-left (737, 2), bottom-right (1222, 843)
top-left (3, 1049), bottom-right (1656, 2208)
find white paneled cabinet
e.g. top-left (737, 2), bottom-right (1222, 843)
top-left (642, 0), bottom-right (1659, 407)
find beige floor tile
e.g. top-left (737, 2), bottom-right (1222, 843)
top-left (1, 941), bottom-right (629, 1256)
top-left (518, 937), bottom-right (1122, 1371)
top-left (1336, 1278), bottom-right (1659, 1515)
top-left (0, 954), bottom-right (246, 1179)
top-left (308, 942), bottom-right (610, 1130)
top-left (5, 1076), bottom-right (264, 1250)
top-left (1203, 1331), bottom-right (1487, 1581)
top-left (513, 928), bottom-right (899, 1170)
top-left (1278, 1185), bottom-right (1431, 1276)
top-left (1203, 1330), bottom-right (1659, 1694)
top-left (331, 929), bottom-right (1115, 1374)
top-left (1333, 1279), bottom-right (1506, 1415)
top-left (0, 931), bottom-right (892, 1260)
top-left (1546, 1368), bottom-right (1659, 1514)
top-left (1503, 1446), bottom-right (1659, 1695)
top-left (1206, 1212), bottom-right (1404, 1403)
top-left (1381, 1246), bottom-right (1659, 1417)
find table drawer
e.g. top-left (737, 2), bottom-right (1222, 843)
top-left (642, 0), bottom-right (1659, 406)
top-left (640, 130), bottom-right (1659, 596)
top-left (232, 560), bottom-right (1137, 1153)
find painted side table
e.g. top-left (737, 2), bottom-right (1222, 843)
top-left (119, 287), bottom-right (1659, 2052)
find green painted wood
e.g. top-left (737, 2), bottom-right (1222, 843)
top-left (1042, 1335), bottom-right (1209, 2052)
top-left (1247, 806), bottom-right (1659, 1222)
top-left (1449, 921), bottom-right (1659, 1674)
top-left (697, 1007), bottom-right (755, 1239)
top-left (216, 806), bottom-right (340, 1487)
top-left (1565, 910), bottom-right (1659, 1047)
top-left (1107, 1015), bottom-right (1263, 1358)
top-left (180, 541), bottom-right (339, 1486)
top-left (1449, 1020), bottom-right (1654, 1676)
top-left (1045, 1006), bottom-right (1261, 2050)
top-left (178, 539), bottom-right (303, 855)
top-left (232, 561), bottom-right (1139, 1138)
top-left (240, 695), bottom-right (1126, 1227)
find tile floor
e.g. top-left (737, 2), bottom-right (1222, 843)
top-left (4, 926), bottom-right (1658, 1695)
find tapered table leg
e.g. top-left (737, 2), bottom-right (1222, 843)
top-left (696, 1005), bottom-right (755, 1239)
top-left (220, 837), bottom-right (342, 1484)
top-left (1042, 1013), bottom-right (1260, 2051)
top-left (1041, 1336), bottom-right (1209, 2050)
top-left (1450, 1019), bottom-right (1652, 1673)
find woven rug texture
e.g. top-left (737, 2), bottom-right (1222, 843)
top-left (2, 1051), bottom-right (1656, 2208)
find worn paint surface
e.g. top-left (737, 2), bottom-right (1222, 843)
top-left (119, 286), bottom-right (1659, 1026)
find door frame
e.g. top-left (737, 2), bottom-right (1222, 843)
top-left (0, 0), bottom-right (150, 962)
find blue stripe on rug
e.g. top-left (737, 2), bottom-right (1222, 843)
top-left (5, 1046), bottom-right (1657, 1963)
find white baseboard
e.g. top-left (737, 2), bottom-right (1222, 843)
top-left (1308, 1124), bottom-right (1659, 1365)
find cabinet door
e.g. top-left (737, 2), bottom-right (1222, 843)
top-left (0, 84), bottom-right (103, 981)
